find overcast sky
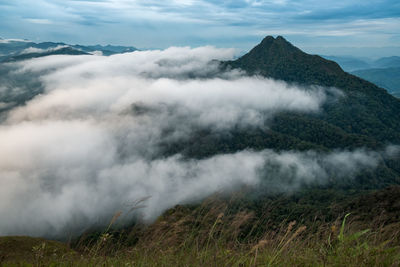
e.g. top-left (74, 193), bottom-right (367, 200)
top-left (0, 0), bottom-right (399, 56)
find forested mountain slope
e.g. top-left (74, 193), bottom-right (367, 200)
top-left (224, 36), bottom-right (400, 145)
top-left (164, 36), bottom-right (400, 189)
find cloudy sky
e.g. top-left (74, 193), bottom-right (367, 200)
top-left (0, 1), bottom-right (400, 57)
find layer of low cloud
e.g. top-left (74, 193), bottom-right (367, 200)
top-left (19, 45), bottom-right (69, 55)
top-left (0, 38), bottom-right (31, 44)
top-left (0, 47), bottom-right (393, 238)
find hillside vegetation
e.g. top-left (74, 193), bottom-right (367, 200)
top-left (1, 36), bottom-right (399, 266)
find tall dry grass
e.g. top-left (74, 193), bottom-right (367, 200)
top-left (1, 194), bottom-right (400, 266)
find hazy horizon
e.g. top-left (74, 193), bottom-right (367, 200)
top-left (1, 36), bottom-right (400, 60)
top-left (0, 0), bottom-right (399, 57)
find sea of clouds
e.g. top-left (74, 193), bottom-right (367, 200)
top-left (0, 47), bottom-right (394, 238)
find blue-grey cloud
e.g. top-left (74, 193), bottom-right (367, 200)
top-left (0, 0), bottom-right (399, 57)
top-left (295, 0), bottom-right (400, 21)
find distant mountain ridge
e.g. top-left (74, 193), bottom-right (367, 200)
top-left (352, 67), bottom-right (400, 98)
top-left (321, 55), bottom-right (400, 97)
top-left (321, 55), bottom-right (371, 72)
top-left (3, 46), bottom-right (90, 62)
top-left (321, 55), bottom-right (400, 72)
top-left (374, 56), bottom-right (400, 68)
top-left (0, 39), bottom-right (138, 62)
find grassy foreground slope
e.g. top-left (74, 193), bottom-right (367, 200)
top-left (1, 186), bottom-right (400, 266)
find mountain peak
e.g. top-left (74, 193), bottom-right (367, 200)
top-left (259, 35), bottom-right (286, 41)
top-left (258, 35), bottom-right (296, 50)
top-left (259, 35), bottom-right (274, 43)
top-left (227, 35), bottom-right (344, 86)
top-left (261, 35), bottom-right (288, 43)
